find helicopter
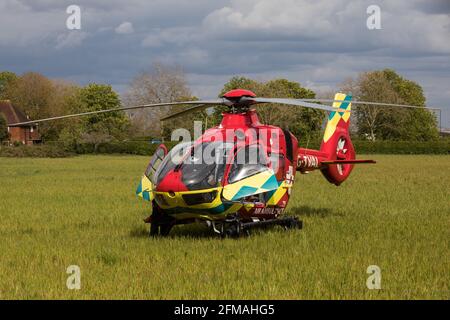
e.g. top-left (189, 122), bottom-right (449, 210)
top-left (11, 88), bottom-right (381, 237)
top-left (135, 89), bottom-right (376, 237)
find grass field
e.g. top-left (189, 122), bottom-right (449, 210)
top-left (0, 155), bottom-right (448, 299)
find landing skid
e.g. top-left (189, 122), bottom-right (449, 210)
top-left (207, 215), bottom-right (303, 238)
top-left (147, 212), bottom-right (302, 237)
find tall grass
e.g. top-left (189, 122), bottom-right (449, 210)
top-left (0, 155), bottom-right (448, 299)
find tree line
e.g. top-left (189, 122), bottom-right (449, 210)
top-left (0, 64), bottom-right (439, 148)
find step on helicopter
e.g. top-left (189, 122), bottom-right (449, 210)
top-left (11, 89), bottom-right (388, 237)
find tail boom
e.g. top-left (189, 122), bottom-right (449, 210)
top-left (296, 93), bottom-right (375, 185)
top-left (296, 149), bottom-right (375, 171)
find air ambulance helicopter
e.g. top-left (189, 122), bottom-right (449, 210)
top-left (11, 89), bottom-right (379, 237)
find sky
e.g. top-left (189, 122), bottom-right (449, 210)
top-left (0, 0), bottom-right (449, 127)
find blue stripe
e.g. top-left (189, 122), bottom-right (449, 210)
top-left (260, 174), bottom-right (279, 190)
top-left (329, 94), bottom-right (352, 119)
top-left (231, 186), bottom-right (258, 200)
top-left (136, 181), bottom-right (142, 195)
top-left (142, 190), bottom-right (151, 201)
top-left (338, 95), bottom-right (352, 116)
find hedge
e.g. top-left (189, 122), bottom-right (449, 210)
top-left (0, 145), bottom-right (73, 158)
top-left (74, 140), bottom-right (180, 156)
top-left (298, 138), bottom-right (450, 154)
top-left (1, 138), bottom-right (449, 158)
top-left (353, 139), bottom-right (450, 154)
top-left (67, 138), bottom-right (450, 155)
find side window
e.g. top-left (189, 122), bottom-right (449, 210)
top-left (154, 142), bottom-right (192, 185)
top-left (268, 152), bottom-right (285, 180)
top-left (145, 146), bottom-right (167, 184)
top-left (228, 144), bottom-right (269, 184)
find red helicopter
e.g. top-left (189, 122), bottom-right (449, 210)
top-left (11, 88), bottom-right (376, 237)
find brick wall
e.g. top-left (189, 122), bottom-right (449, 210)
top-left (7, 126), bottom-right (39, 145)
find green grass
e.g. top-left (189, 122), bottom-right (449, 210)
top-left (0, 155), bottom-right (448, 299)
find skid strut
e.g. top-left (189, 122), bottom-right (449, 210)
top-left (208, 215), bottom-right (302, 238)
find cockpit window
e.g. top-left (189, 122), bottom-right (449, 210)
top-left (153, 141), bottom-right (233, 191)
top-left (154, 142), bottom-right (192, 185)
top-left (180, 142), bottom-right (233, 190)
top-left (145, 146), bottom-right (166, 184)
top-left (228, 144), bottom-right (269, 184)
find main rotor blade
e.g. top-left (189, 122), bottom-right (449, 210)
top-left (247, 97), bottom-right (350, 113)
top-left (9, 100), bottom-right (225, 126)
top-left (160, 104), bottom-right (211, 121)
top-left (300, 99), bottom-right (439, 110)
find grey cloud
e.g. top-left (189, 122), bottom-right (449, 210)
top-left (413, 0), bottom-right (450, 14)
top-left (115, 22), bottom-right (134, 34)
top-left (0, 0), bottom-right (449, 126)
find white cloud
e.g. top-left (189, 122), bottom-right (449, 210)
top-left (1, 0), bottom-right (449, 125)
top-left (203, 0), bottom-right (338, 36)
top-left (141, 33), bottom-right (163, 47)
top-left (55, 31), bottom-right (88, 49)
top-left (202, 0), bottom-right (450, 54)
top-left (115, 22), bottom-right (134, 34)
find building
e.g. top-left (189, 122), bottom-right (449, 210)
top-left (440, 129), bottom-right (450, 137)
top-left (0, 100), bottom-right (41, 145)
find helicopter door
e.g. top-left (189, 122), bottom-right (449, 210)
top-left (222, 144), bottom-right (279, 201)
top-left (136, 144), bottom-right (168, 202)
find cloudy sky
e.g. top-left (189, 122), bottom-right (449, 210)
top-left (0, 0), bottom-right (449, 127)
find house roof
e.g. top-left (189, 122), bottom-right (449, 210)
top-left (0, 100), bottom-right (31, 126)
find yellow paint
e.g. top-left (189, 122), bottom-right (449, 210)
top-left (154, 187), bottom-right (223, 209)
top-left (222, 170), bottom-right (276, 201)
top-left (137, 175), bottom-right (153, 201)
top-left (323, 93), bottom-right (352, 143)
top-left (266, 181), bottom-right (289, 205)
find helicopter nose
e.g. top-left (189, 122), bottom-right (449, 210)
top-left (155, 170), bottom-right (188, 193)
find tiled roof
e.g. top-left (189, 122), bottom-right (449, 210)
top-left (0, 100), bottom-right (31, 126)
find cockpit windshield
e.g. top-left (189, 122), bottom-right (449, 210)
top-left (154, 142), bottom-right (192, 185)
top-left (153, 141), bottom-right (233, 190)
top-left (180, 142), bottom-right (233, 190)
top-left (228, 144), bottom-right (270, 184)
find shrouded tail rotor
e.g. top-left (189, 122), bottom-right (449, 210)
top-left (320, 93), bottom-right (356, 185)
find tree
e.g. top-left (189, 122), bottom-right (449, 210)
top-left (3, 72), bottom-right (60, 140)
top-left (124, 62), bottom-right (206, 139)
top-left (4, 72), bottom-right (53, 120)
top-left (216, 76), bottom-right (322, 140)
top-left (59, 83), bottom-right (130, 151)
top-left (43, 80), bottom-right (82, 141)
top-left (342, 69), bottom-right (438, 141)
top-left (0, 113), bottom-right (8, 142)
top-left (0, 71), bottom-right (17, 99)
top-left (78, 84), bottom-right (130, 144)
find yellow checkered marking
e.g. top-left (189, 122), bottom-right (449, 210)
top-left (222, 170), bottom-right (277, 201)
top-left (323, 93), bottom-right (351, 143)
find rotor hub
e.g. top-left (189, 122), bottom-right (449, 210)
top-left (222, 89), bottom-right (257, 112)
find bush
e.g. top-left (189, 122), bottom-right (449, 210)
top-left (0, 144), bottom-right (73, 158)
top-left (297, 136), bottom-right (449, 154)
top-left (352, 139), bottom-right (450, 154)
top-left (2, 138), bottom-right (447, 158)
top-left (73, 140), bottom-right (180, 156)
top-left (73, 138), bottom-right (450, 155)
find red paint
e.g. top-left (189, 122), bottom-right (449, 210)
top-left (156, 170), bottom-right (189, 192)
top-left (145, 88), bottom-right (373, 222)
top-left (222, 89), bottom-right (257, 99)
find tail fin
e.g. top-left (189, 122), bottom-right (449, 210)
top-left (320, 93), bottom-right (356, 185)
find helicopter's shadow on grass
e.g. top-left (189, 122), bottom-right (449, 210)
top-left (289, 205), bottom-right (344, 218)
top-left (129, 206), bottom-right (343, 239)
top-left (129, 224), bottom-right (219, 239)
